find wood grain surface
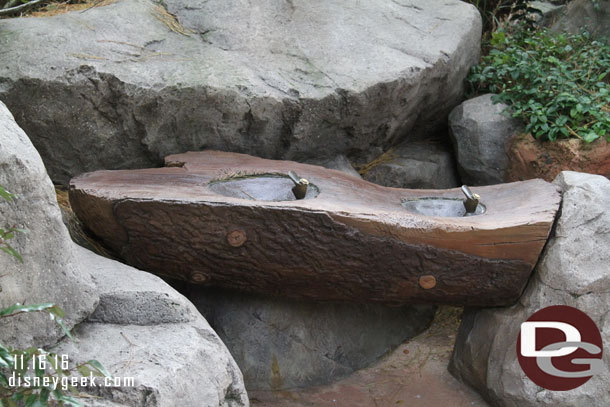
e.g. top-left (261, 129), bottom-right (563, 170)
top-left (70, 150), bottom-right (562, 306)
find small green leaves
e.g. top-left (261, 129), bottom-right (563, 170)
top-left (85, 360), bottom-right (111, 379)
top-left (0, 303), bottom-right (55, 318)
top-left (467, 23), bottom-right (610, 143)
top-left (0, 246), bottom-right (22, 264)
top-left (47, 305), bottom-right (65, 320)
top-left (583, 132), bottom-right (600, 143)
top-left (0, 302), bottom-right (109, 407)
top-left (24, 393), bottom-right (43, 407)
top-left (0, 186), bottom-right (14, 202)
top-left (53, 318), bottom-right (73, 341)
top-left (75, 365), bottom-right (90, 378)
top-left (491, 30), bottom-right (506, 46)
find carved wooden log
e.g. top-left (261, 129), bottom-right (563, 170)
top-left (69, 151), bottom-right (561, 306)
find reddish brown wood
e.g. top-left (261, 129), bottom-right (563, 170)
top-left (69, 150), bottom-right (562, 306)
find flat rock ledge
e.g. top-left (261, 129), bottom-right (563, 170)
top-left (58, 247), bottom-right (249, 407)
top-left (0, 0), bottom-right (481, 184)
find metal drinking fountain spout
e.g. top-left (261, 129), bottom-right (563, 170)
top-left (288, 171), bottom-right (309, 200)
top-left (461, 185), bottom-right (480, 215)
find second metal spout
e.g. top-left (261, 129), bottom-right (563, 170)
top-left (288, 171), bottom-right (309, 200)
top-left (461, 185), bottom-right (480, 215)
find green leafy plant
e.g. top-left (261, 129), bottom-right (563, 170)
top-left (0, 186), bottom-right (110, 406)
top-left (468, 24), bottom-right (610, 142)
top-left (0, 304), bottom-right (111, 407)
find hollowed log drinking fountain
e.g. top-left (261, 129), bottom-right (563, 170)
top-left (69, 150), bottom-right (561, 306)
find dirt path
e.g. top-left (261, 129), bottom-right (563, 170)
top-left (249, 307), bottom-right (488, 407)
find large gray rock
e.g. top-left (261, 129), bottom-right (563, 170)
top-left (0, 101), bottom-right (98, 348)
top-left (449, 94), bottom-right (524, 186)
top-left (551, 0), bottom-right (610, 40)
top-left (363, 140), bottom-right (460, 189)
top-left (0, 100), bottom-right (248, 406)
top-left (187, 287), bottom-right (435, 390)
top-left (58, 247), bottom-right (249, 407)
top-left (0, 0), bottom-right (481, 184)
top-left (449, 171), bottom-right (610, 407)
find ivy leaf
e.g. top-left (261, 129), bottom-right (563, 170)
top-left (76, 365), bottom-right (91, 378)
top-left (583, 132), bottom-right (599, 143)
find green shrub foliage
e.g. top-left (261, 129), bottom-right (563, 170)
top-left (0, 303), bottom-right (111, 407)
top-left (468, 25), bottom-right (610, 142)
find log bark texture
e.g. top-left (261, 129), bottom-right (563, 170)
top-left (70, 151), bottom-right (562, 306)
